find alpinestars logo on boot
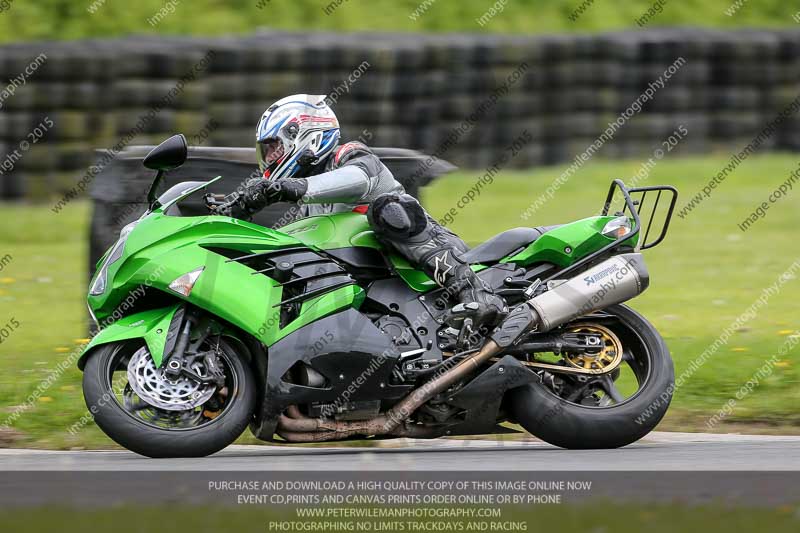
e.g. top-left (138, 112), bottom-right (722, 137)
top-left (433, 251), bottom-right (454, 285)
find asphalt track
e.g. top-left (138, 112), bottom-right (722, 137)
top-left (1, 432), bottom-right (798, 471)
top-left (2, 432), bottom-right (799, 507)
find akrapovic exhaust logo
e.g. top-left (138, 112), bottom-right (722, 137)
top-left (584, 264), bottom-right (621, 286)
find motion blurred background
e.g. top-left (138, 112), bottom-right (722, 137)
top-left (0, 0), bottom-right (798, 458)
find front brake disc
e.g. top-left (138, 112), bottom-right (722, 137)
top-left (126, 347), bottom-right (216, 411)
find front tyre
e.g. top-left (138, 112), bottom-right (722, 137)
top-left (507, 304), bottom-right (674, 449)
top-left (82, 338), bottom-right (256, 458)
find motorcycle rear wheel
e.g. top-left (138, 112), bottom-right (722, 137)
top-left (507, 304), bottom-right (674, 449)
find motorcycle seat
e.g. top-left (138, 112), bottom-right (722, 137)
top-left (462, 225), bottom-right (561, 264)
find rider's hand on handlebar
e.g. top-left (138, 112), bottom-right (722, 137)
top-left (206, 177), bottom-right (302, 220)
top-left (206, 192), bottom-right (248, 219)
top-left (204, 193), bottom-right (227, 209)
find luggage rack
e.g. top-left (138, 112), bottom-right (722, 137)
top-left (604, 179), bottom-right (678, 251)
top-left (544, 179), bottom-right (677, 281)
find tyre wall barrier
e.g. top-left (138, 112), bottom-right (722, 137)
top-left (2, 28), bottom-right (800, 203)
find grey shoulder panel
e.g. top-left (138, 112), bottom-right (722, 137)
top-left (362, 165), bottom-right (405, 201)
top-left (303, 165), bottom-right (370, 204)
top-left (301, 142), bottom-right (405, 205)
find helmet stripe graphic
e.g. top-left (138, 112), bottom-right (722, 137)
top-left (261, 115), bottom-right (289, 140)
top-left (318, 128), bottom-right (340, 153)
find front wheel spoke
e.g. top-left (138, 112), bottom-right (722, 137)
top-left (600, 375), bottom-right (625, 403)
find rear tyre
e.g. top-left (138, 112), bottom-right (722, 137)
top-left (82, 338), bottom-right (256, 458)
top-left (507, 304), bottom-right (674, 449)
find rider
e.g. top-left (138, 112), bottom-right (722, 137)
top-left (215, 94), bottom-right (505, 328)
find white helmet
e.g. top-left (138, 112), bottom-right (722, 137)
top-left (255, 94), bottom-right (340, 179)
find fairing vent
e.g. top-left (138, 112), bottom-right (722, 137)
top-left (212, 246), bottom-right (355, 328)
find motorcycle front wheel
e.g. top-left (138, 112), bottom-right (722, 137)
top-left (506, 304), bottom-right (674, 449)
top-left (82, 337), bottom-right (256, 458)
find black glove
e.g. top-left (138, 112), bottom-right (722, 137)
top-left (213, 178), bottom-right (308, 220)
top-left (212, 192), bottom-right (249, 219)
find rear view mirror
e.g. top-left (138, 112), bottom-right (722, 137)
top-left (145, 134), bottom-right (188, 209)
top-left (143, 134), bottom-right (187, 171)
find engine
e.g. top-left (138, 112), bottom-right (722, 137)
top-left (374, 315), bottom-right (418, 350)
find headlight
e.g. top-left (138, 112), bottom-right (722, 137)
top-left (89, 267), bottom-right (108, 296)
top-left (602, 216), bottom-right (632, 239)
top-left (89, 221), bottom-right (139, 296)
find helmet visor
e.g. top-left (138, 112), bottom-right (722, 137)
top-left (257, 138), bottom-right (285, 170)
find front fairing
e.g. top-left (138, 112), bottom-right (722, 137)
top-left (87, 208), bottom-right (302, 324)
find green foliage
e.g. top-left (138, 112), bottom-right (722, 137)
top-left (0, 0), bottom-right (798, 43)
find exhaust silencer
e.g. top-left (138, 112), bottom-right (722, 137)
top-left (527, 253), bottom-right (649, 332)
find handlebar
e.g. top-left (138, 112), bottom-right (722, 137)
top-left (204, 192), bottom-right (238, 213)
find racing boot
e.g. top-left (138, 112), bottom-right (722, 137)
top-left (419, 246), bottom-right (507, 331)
top-left (367, 193), bottom-right (506, 332)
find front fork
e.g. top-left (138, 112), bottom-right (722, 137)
top-left (162, 308), bottom-right (225, 387)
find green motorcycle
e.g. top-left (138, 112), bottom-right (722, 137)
top-left (79, 134), bottom-right (678, 457)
